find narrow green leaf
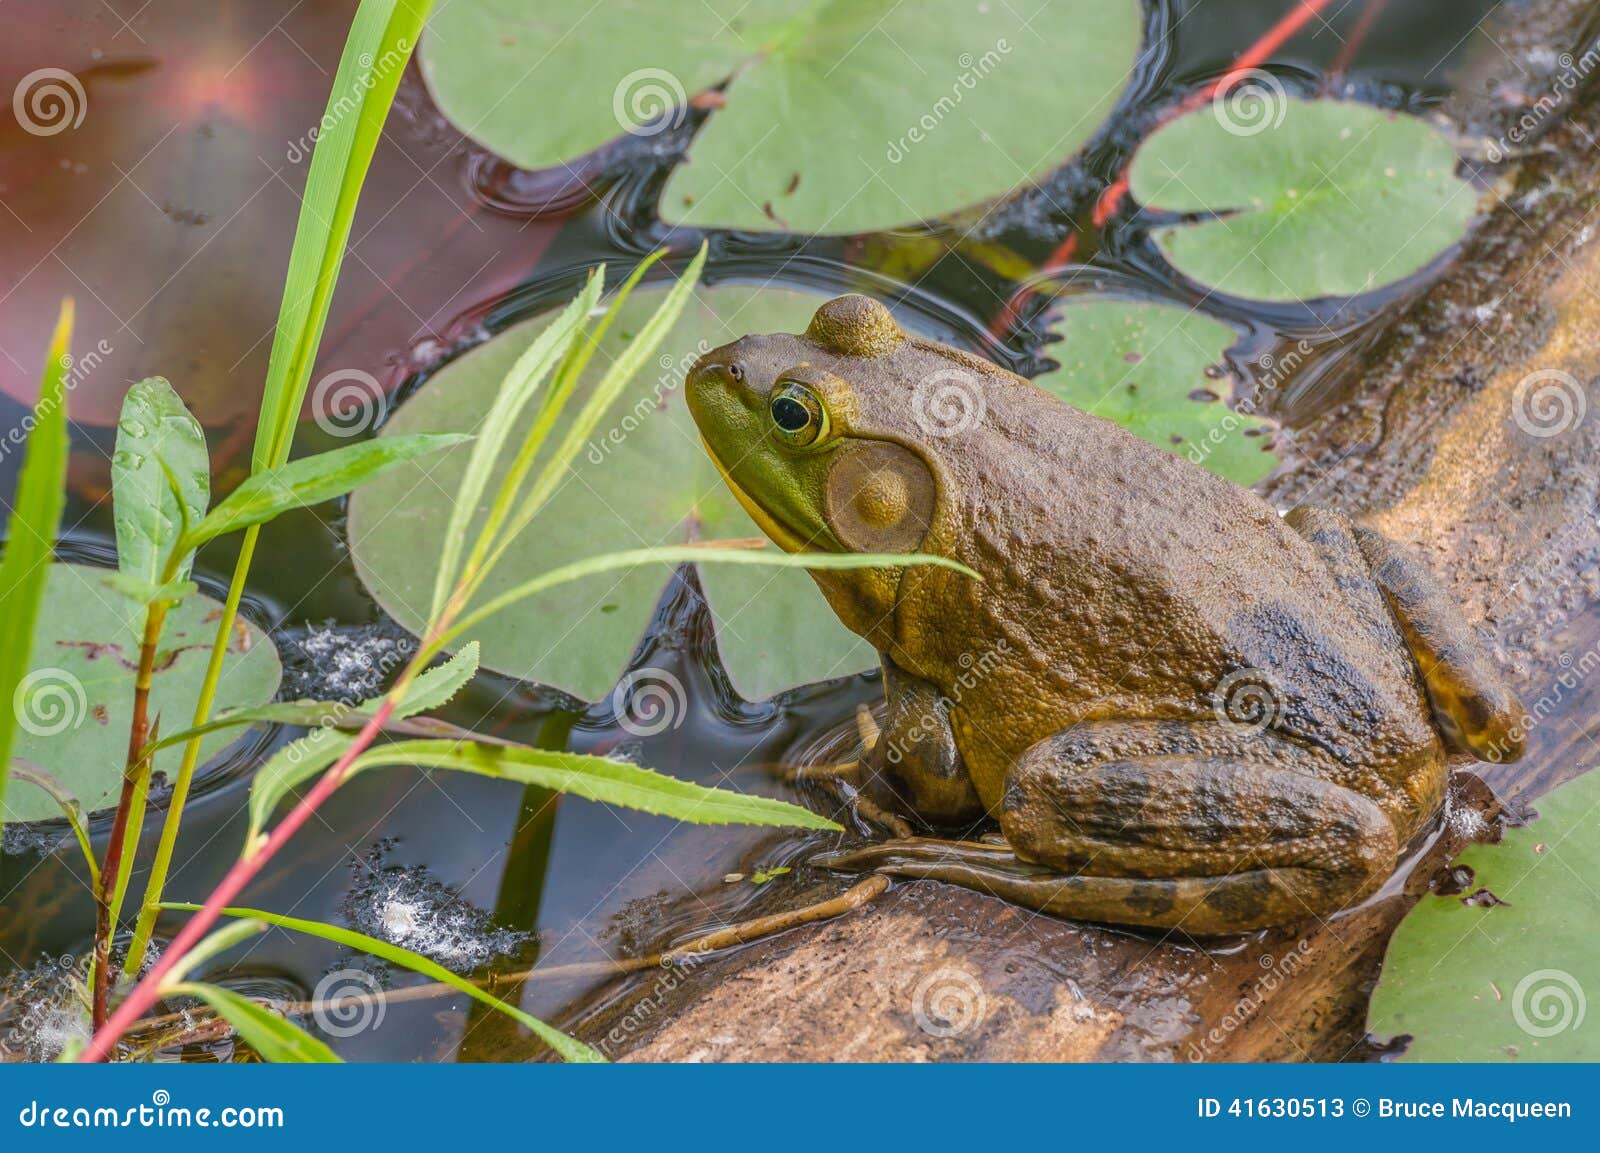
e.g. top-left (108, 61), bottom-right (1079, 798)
top-left (0, 300), bottom-right (73, 837)
top-left (112, 377), bottom-right (208, 591)
top-left (442, 543), bottom-right (978, 649)
top-left (244, 644), bottom-right (480, 840)
top-left (6, 760), bottom-right (98, 888)
top-left (168, 905), bottom-right (602, 1063)
top-left (161, 919), bottom-right (268, 988)
top-left (255, 0), bottom-right (433, 472)
top-left (186, 433), bottom-right (468, 551)
top-left (349, 739), bottom-right (843, 831)
top-left (431, 270), bottom-right (604, 621)
top-left (168, 982), bottom-right (342, 1063)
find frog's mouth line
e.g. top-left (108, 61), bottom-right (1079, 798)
top-left (699, 435), bottom-right (810, 555)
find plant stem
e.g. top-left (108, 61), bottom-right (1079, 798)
top-left (93, 601), bottom-right (167, 1028)
top-left (123, 527), bottom-right (259, 977)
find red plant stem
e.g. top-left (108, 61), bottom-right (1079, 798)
top-left (80, 696), bottom-right (399, 1061)
top-left (990, 0), bottom-right (1339, 339)
top-left (1328, 0), bottom-right (1387, 80)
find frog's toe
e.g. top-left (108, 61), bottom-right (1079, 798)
top-left (813, 837), bottom-right (1026, 875)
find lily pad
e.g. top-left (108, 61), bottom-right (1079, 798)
top-left (1128, 99), bottom-right (1476, 302)
top-left (1367, 771), bottom-right (1600, 1061)
top-left (1032, 298), bottom-right (1278, 486)
top-left (348, 283), bottom-right (877, 702)
top-left (3, 563), bottom-right (281, 824)
top-left (420, 0), bottom-right (1140, 234)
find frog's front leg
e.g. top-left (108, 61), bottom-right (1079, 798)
top-left (868, 656), bottom-right (985, 826)
top-left (819, 721), bottom-right (1398, 935)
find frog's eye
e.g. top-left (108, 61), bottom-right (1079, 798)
top-left (769, 382), bottom-right (829, 447)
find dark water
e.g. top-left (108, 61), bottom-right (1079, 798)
top-left (0, 0), bottom-right (1546, 1060)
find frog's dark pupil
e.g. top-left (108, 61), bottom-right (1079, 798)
top-left (772, 395), bottom-right (811, 432)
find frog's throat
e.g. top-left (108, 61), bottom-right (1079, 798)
top-left (700, 436), bottom-right (807, 554)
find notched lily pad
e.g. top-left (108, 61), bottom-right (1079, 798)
top-left (3, 563), bottom-right (282, 824)
top-left (1368, 771), bottom-right (1600, 1061)
top-left (1128, 99), bottom-right (1476, 302)
top-left (1032, 297), bottom-right (1279, 486)
top-left (420, 0), bottom-right (1140, 234)
top-left (348, 283), bottom-right (877, 702)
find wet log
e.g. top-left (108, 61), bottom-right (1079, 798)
top-left (574, 5), bottom-right (1600, 1063)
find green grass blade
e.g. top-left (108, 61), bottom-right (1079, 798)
top-left (350, 739), bottom-right (842, 830)
top-left (254, 0), bottom-right (433, 472)
top-left (430, 270), bottom-right (604, 622)
top-left (168, 905), bottom-right (602, 1063)
top-left (0, 300), bottom-right (73, 835)
top-left (169, 982), bottom-right (341, 1063)
top-left (440, 543), bottom-right (978, 650)
top-left (6, 760), bottom-right (98, 889)
top-left (186, 432), bottom-right (467, 550)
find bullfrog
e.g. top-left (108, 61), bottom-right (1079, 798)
top-left (685, 294), bottom-right (1524, 934)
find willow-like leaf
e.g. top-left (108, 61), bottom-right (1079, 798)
top-left (169, 982), bottom-right (341, 1063)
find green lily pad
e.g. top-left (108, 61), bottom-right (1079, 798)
top-left (420, 0), bottom-right (1140, 234)
top-left (3, 563), bottom-right (281, 824)
top-left (1367, 771), bottom-right (1600, 1061)
top-left (348, 283), bottom-right (877, 702)
top-left (1128, 99), bottom-right (1476, 302)
top-left (1032, 298), bottom-right (1279, 486)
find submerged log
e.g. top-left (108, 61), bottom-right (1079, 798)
top-left (567, 6), bottom-right (1600, 1063)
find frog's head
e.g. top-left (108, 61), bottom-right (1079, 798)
top-left (686, 294), bottom-right (965, 637)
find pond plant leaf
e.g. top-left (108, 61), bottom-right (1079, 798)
top-left (420, 0), bottom-right (1141, 233)
top-left (1128, 99), bottom-right (1476, 302)
top-left (172, 905), bottom-right (603, 1062)
top-left (1, 563), bottom-right (281, 825)
top-left (1033, 297), bottom-right (1279, 486)
top-left (112, 378), bottom-right (209, 601)
top-left (350, 283), bottom-right (881, 700)
top-left (0, 301), bottom-right (73, 837)
top-left (1367, 770), bottom-right (1600, 1061)
top-left (169, 982), bottom-right (341, 1063)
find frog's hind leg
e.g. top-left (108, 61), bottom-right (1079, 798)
top-left (816, 722), bottom-right (1397, 935)
top-left (1348, 523), bottom-right (1526, 763)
